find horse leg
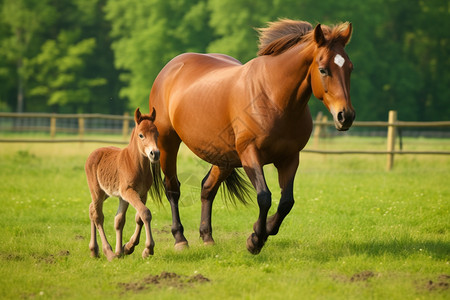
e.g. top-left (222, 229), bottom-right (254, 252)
top-left (89, 199), bottom-right (116, 261)
top-left (239, 146), bottom-right (271, 255)
top-left (200, 166), bottom-right (233, 245)
top-left (266, 155), bottom-right (299, 236)
top-left (123, 211), bottom-right (143, 255)
top-left (122, 190), bottom-right (154, 258)
top-left (114, 198), bottom-right (129, 257)
top-left (89, 217), bottom-right (99, 258)
top-left (159, 138), bottom-right (189, 250)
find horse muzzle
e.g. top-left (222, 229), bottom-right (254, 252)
top-left (147, 148), bottom-right (160, 163)
top-left (333, 108), bottom-right (355, 131)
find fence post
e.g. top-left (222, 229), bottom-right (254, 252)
top-left (78, 116), bottom-right (85, 141)
top-left (313, 111), bottom-right (323, 149)
top-left (386, 110), bottom-right (397, 171)
top-left (122, 112), bottom-right (129, 140)
top-left (50, 115), bottom-right (56, 139)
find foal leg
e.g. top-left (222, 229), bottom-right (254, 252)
top-left (89, 199), bottom-right (116, 261)
top-left (239, 146), bottom-right (271, 255)
top-left (122, 190), bottom-right (154, 258)
top-left (266, 155), bottom-right (299, 236)
top-left (124, 196), bottom-right (150, 255)
top-left (114, 198), bottom-right (129, 257)
top-left (123, 211), bottom-right (143, 255)
top-left (89, 217), bottom-right (99, 258)
top-left (199, 166), bottom-right (233, 245)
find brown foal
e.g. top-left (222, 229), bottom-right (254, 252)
top-left (85, 108), bottom-right (160, 260)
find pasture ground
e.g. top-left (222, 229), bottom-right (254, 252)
top-left (0, 137), bottom-right (449, 299)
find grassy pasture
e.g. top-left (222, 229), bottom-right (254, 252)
top-left (0, 137), bottom-right (449, 299)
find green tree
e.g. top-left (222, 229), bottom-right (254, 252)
top-left (0, 0), bottom-right (122, 113)
top-left (105, 0), bottom-right (214, 110)
top-left (207, 0), bottom-right (274, 63)
top-left (0, 0), bottom-right (56, 112)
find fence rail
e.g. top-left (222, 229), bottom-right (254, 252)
top-left (1, 110), bottom-right (449, 170)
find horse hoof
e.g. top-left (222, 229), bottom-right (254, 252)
top-left (123, 243), bottom-right (135, 255)
top-left (246, 233), bottom-right (262, 255)
top-left (106, 253), bottom-right (118, 261)
top-left (142, 248), bottom-right (154, 258)
top-left (174, 241), bottom-right (189, 251)
top-left (203, 241), bottom-right (215, 246)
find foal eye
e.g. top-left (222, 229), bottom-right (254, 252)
top-left (319, 68), bottom-right (328, 76)
top-left (138, 133), bottom-right (144, 139)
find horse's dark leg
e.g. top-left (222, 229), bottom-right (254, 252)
top-left (200, 166), bottom-right (233, 245)
top-left (240, 146), bottom-right (271, 255)
top-left (159, 136), bottom-right (188, 250)
top-left (266, 155), bottom-right (299, 236)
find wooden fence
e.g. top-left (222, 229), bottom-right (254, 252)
top-left (1, 110), bottom-right (449, 170)
top-left (310, 110), bottom-right (450, 170)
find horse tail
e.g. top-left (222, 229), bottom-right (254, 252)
top-left (220, 168), bottom-right (254, 206)
top-left (149, 162), bottom-right (165, 204)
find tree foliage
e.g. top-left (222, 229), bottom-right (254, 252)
top-left (0, 0), bottom-right (448, 121)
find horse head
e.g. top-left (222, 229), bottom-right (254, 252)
top-left (134, 107), bottom-right (160, 163)
top-left (310, 23), bottom-right (355, 131)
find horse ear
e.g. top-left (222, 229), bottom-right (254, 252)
top-left (314, 24), bottom-right (326, 47)
top-left (339, 22), bottom-right (352, 46)
top-left (150, 107), bottom-right (156, 121)
top-left (134, 107), bottom-right (142, 124)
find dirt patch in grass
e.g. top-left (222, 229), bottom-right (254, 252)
top-left (31, 250), bottom-right (70, 264)
top-left (118, 271), bottom-right (210, 293)
top-left (418, 274), bottom-right (449, 292)
top-left (350, 270), bottom-right (375, 282)
top-left (332, 270), bottom-right (375, 283)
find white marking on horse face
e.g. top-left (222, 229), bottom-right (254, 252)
top-left (145, 147), bottom-right (152, 159)
top-left (334, 54), bottom-right (345, 68)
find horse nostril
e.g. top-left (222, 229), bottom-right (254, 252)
top-left (151, 150), bottom-right (160, 161)
top-left (337, 111), bottom-right (345, 124)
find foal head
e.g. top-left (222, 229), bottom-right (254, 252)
top-left (309, 23), bottom-right (355, 131)
top-left (134, 107), bottom-right (160, 163)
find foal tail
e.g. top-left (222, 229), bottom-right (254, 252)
top-left (220, 169), bottom-right (254, 206)
top-left (149, 162), bottom-right (164, 204)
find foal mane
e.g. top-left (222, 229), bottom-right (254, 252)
top-left (257, 19), bottom-right (350, 56)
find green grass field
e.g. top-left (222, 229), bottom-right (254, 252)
top-left (0, 137), bottom-right (449, 299)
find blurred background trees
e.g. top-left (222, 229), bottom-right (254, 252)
top-left (0, 0), bottom-right (448, 121)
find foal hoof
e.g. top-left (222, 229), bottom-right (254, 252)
top-left (142, 247), bottom-right (154, 258)
top-left (123, 243), bottom-right (135, 255)
top-left (246, 233), bottom-right (264, 255)
top-left (106, 253), bottom-right (118, 261)
top-left (174, 241), bottom-right (189, 251)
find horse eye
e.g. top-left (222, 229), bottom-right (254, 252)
top-left (319, 68), bottom-right (328, 76)
top-left (138, 133), bottom-right (144, 139)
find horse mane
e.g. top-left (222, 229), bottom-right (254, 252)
top-left (257, 19), bottom-right (351, 56)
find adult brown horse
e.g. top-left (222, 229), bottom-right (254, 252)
top-left (149, 19), bottom-right (355, 254)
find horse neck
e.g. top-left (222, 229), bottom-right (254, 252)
top-left (260, 42), bottom-right (316, 111)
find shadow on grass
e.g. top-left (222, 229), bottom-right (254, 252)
top-left (271, 235), bottom-right (449, 262)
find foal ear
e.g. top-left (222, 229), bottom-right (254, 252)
top-left (134, 107), bottom-right (142, 124)
top-left (339, 22), bottom-right (352, 46)
top-left (150, 107), bottom-right (156, 121)
top-left (314, 24), bottom-right (326, 47)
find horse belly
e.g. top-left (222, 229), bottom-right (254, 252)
top-left (94, 149), bottom-right (121, 198)
top-left (175, 117), bottom-right (241, 168)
